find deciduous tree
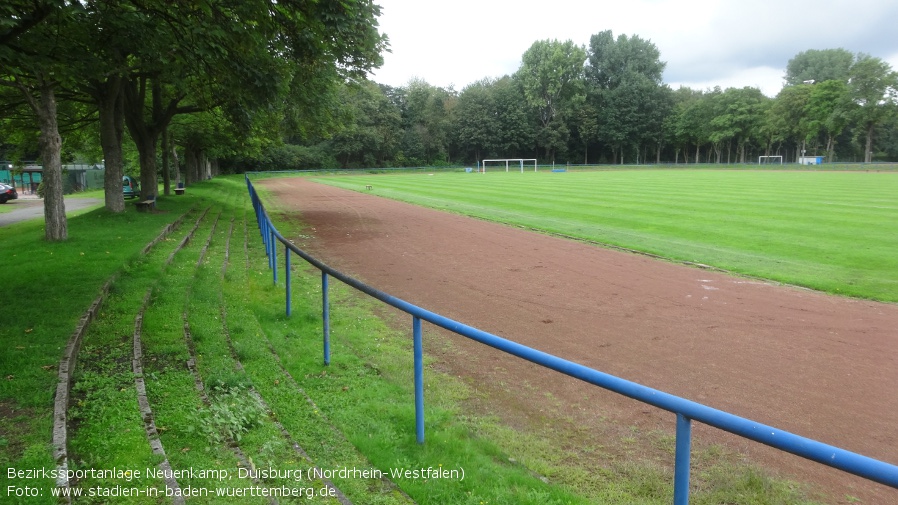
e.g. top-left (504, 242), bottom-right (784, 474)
top-left (517, 39), bottom-right (586, 162)
top-left (0, 1), bottom-right (82, 240)
top-left (804, 80), bottom-right (853, 161)
top-left (785, 48), bottom-right (854, 86)
top-left (848, 55), bottom-right (898, 162)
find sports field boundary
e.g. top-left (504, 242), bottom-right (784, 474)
top-left (246, 173), bottom-right (898, 505)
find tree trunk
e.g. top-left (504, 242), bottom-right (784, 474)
top-left (36, 81), bottom-right (67, 241)
top-left (162, 127), bottom-right (171, 196)
top-left (864, 124), bottom-right (874, 163)
top-left (123, 79), bottom-right (161, 200)
top-left (97, 79), bottom-right (125, 212)
top-left (200, 152), bottom-right (207, 181)
top-left (172, 146), bottom-right (181, 186)
top-left (133, 132), bottom-right (158, 200)
top-left (695, 145), bottom-right (700, 164)
top-left (122, 76), bottom-right (188, 199)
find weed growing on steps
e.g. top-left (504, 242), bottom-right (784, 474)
top-left (189, 385), bottom-right (264, 446)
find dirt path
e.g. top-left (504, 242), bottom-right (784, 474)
top-left (262, 177), bottom-right (897, 504)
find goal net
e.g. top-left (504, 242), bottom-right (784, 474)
top-left (758, 155), bottom-right (783, 165)
top-left (481, 159), bottom-right (537, 173)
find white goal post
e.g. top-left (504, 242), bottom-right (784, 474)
top-left (481, 158), bottom-right (538, 173)
top-left (758, 155), bottom-right (783, 165)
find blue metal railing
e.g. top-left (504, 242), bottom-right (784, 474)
top-left (245, 175), bottom-right (898, 504)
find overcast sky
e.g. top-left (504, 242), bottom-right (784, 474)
top-left (368, 0), bottom-right (898, 97)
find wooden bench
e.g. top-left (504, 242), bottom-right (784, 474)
top-left (365, 185), bottom-right (372, 190)
top-left (136, 199), bottom-right (155, 212)
top-left (174, 188), bottom-right (185, 195)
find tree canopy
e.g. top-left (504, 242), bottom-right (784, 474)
top-left (1, 0), bottom-right (388, 239)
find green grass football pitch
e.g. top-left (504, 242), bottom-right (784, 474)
top-left (316, 169), bottom-right (898, 302)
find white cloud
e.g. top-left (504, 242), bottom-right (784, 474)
top-left (669, 66), bottom-right (786, 97)
top-left (370, 0), bottom-right (898, 94)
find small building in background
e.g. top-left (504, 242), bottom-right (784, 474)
top-left (0, 163), bottom-right (105, 195)
top-left (798, 156), bottom-right (825, 165)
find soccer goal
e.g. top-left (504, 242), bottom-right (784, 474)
top-left (482, 158), bottom-right (538, 173)
top-left (758, 155), bottom-right (783, 165)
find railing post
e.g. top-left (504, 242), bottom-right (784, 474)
top-left (271, 230), bottom-right (277, 284)
top-left (285, 246), bottom-right (291, 317)
top-left (413, 316), bottom-right (424, 444)
top-left (262, 218), bottom-right (269, 256)
top-left (674, 413), bottom-right (692, 505)
top-left (322, 271), bottom-right (330, 366)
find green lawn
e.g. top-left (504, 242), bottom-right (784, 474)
top-left (316, 170), bottom-right (898, 302)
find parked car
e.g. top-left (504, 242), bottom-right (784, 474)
top-left (123, 175), bottom-right (140, 199)
top-left (0, 183), bottom-right (18, 203)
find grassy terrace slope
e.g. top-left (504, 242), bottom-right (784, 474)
top-left (6, 176), bottom-right (688, 504)
top-left (316, 169), bottom-right (898, 302)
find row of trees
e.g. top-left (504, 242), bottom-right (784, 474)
top-left (1, 0), bottom-right (387, 240)
top-left (264, 41), bottom-right (896, 171)
top-left (3, 5), bottom-right (898, 241)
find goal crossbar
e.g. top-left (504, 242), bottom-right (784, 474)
top-left (758, 155), bottom-right (783, 165)
top-left (482, 158), bottom-right (538, 173)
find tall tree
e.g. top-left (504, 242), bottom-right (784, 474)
top-left (0, 1), bottom-right (82, 240)
top-left (573, 103), bottom-right (599, 164)
top-left (848, 55), bottom-right (898, 163)
top-left (120, 0), bottom-right (388, 196)
top-left (517, 39), bottom-right (586, 162)
top-left (492, 77), bottom-right (537, 158)
top-left (400, 79), bottom-right (455, 165)
top-left (585, 30), bottom-right (667, 164)
top-left (71, 0), bottom-right (145, 212)
top-left (804, 80), bottom-right (853, 161)
top-left (708, 87), bottom-right (768, 163)
top-left (669, 87), bottom-right (705, 163)
top-left (643, 84), bottom-right (674, 163)
top-left (453, 79), bottom-right (500, 163)
top-left (585, 30), bottom-right (665, 89)
top-left (785, 48), bottom-right (854, 86)
top-left (329, 81), bottom-right (401, 167)
top-left (764, 84), bottom-right (813, 161)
